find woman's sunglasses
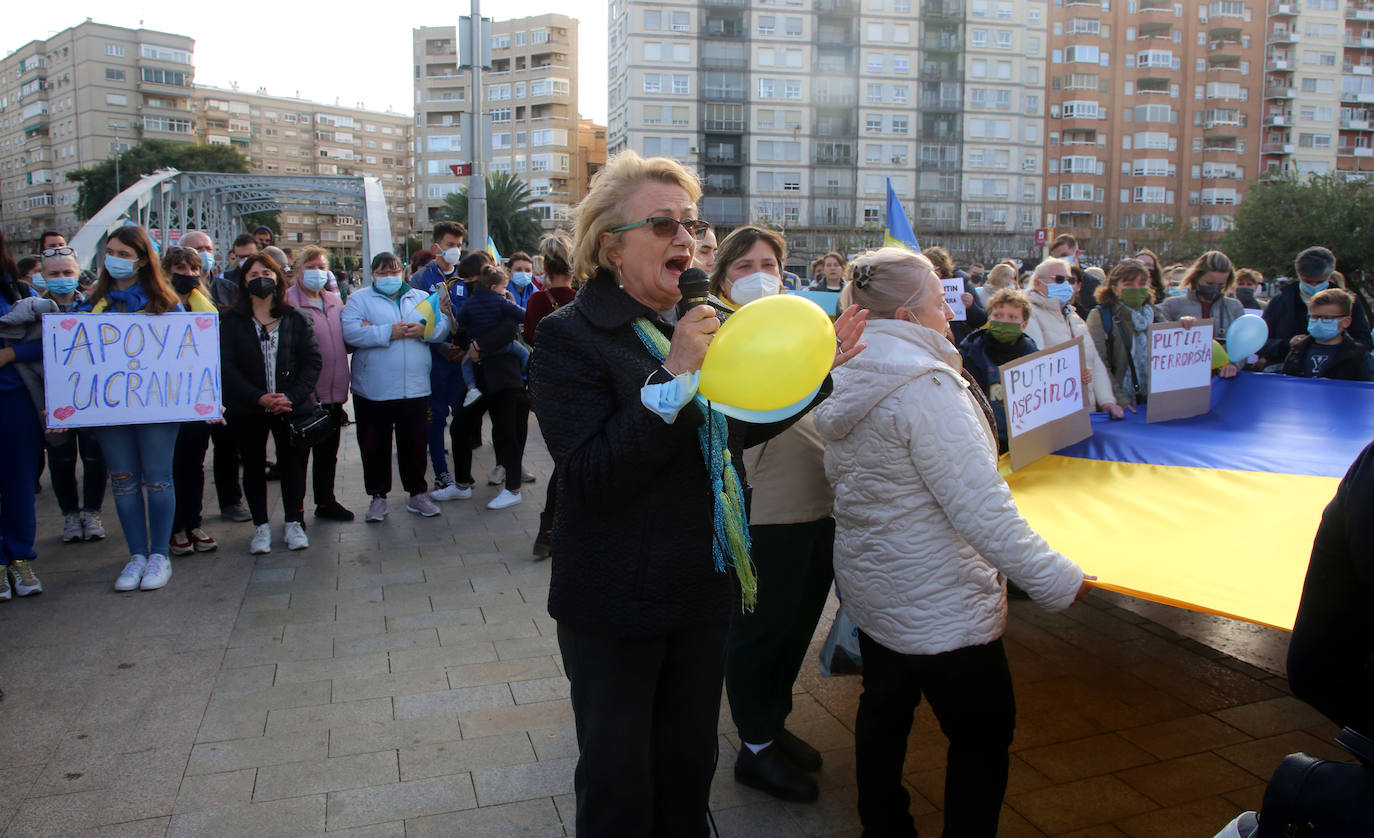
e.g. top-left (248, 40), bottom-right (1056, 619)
top-left (611, 216), bottom-right (711, 240)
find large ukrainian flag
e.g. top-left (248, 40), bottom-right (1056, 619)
top-left (1006, 373), bottom-right (1374, 630)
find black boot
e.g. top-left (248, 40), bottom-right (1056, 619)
top-left (532, 511), bottom-right (553, 559)
top-left (734, 743), bottom-right (819, 803)
top-left (775, 728), bottom-right (823, 772)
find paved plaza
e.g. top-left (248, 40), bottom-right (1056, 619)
top-left (0, 418), bottom-right (1343, 837)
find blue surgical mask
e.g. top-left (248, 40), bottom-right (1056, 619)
top-left (104, 254), bottom-right (137, 279)
top-left (1299, 279), bottom-right (1330, 296)
top-left (1167, 287), bottom-right (1187, 297)
top-left (1046, 281), bottom-right (1075, 305)
top-left (46, 277), bottom-right (78, 296)
top-left (199, 251), bottom-right (215, 273)
top-left (374, 275), bottom-right (403, 296)
top-left (1308, 317), bottom-right (1342, 341)
top-left (301, 269), bottom-right (330, 292)
top-left (30, 273), bottom-right (46, 291)
top-left (511, 271), bottom-right (533, 289)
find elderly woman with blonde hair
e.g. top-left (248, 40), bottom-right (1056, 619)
top-left (813, 247), bottom-right (1091, 838)
top-left (529, 152), bottom-right (864, 836)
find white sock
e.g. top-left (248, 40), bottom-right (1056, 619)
top-left (744, 740), bottom-right (772, 755)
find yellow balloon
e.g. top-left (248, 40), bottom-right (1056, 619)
top-left (1211, 339), bottom-right (1229, 370)
top-left (699, 294), bottom-right (836, 413)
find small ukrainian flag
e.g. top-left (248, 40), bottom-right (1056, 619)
top-left (883, 178), bottom-right (921, 253)
top-left (412, 289), bottom-right (444, 340)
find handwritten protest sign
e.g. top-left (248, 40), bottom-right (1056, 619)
top-left (941, 277), bottom-right (967, 321)
top-left (42, 312), bottom-right (222, 429)
top-left (1147, 320), bottom-right (1212, 423)
top-left (999, 339), bottom-right (1091, 471)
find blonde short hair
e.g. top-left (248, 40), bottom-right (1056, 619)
top-left (839, 247), bottom-right (937, 320)
top-left (986, 262), bottom-right (1017, 289)
top-left (571, 150), bottom-right (702, 281)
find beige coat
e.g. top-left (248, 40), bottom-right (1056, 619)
top-left (1023, 290), bottom-right (1117, 410)
top-left (743, 414), bottom-right (833, 526)
top-left (812, 320), bottom-right (1084, 656)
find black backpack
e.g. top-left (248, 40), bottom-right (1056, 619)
top-left (1257, 727), bottom-right (1374, 837)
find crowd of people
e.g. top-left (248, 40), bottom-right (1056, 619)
top-left (1, 152), bottom-right (1371, 837)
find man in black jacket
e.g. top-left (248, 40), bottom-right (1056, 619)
top-left (210, 234), bottom-right (259, 309)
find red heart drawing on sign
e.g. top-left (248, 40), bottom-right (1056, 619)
top-left (60, 318), bottom-right (77, 330)
top-left (194, 403), bottom-right (214, 416)
top-left (53, 406), bottom-right (76, 420)
top-left (195, 317), bottom-right (214, 330)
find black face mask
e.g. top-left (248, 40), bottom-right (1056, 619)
top-left (1196, 284), bottom-right (1223, 302)
top-left (247, 276), bottom-right (276, 300)
top-left (171, 273), bottom-right (201, 295)
top-left (1236, 288), bottom-right (1260, 307)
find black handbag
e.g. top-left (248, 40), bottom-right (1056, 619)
top-left (1256, 727), bottom-right (1374, 837)
top-left (287, 399), bottom-right (334, 449)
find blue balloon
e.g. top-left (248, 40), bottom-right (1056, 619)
top-left (708, 381), bottom-right (823, 424)
top-left (1225, 314), bottom-right (1268, 364)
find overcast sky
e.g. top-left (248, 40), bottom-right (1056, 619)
top-left (5, 1), bottom-right (610, 123)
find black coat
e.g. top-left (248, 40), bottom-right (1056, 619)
top-left (529, 270), bottom-right (829, 637)
top-left (957, 327), bottom-right (1039, 454)
top-left (1281, 334), bottom-right (1374, 381)
top-left (1261, 281), bottom-right (1373, 363)
top-left (220, 306), bottom-right (322, 418)
top-left (1288, 440), bottom-right (1374, 734)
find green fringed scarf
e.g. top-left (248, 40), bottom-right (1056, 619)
top-left (632, 317), bottom-right (757, 611)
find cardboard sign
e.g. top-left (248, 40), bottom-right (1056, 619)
top-left (1000, 338), bottom-right (1092, 471)
top-left (1147, 320), bottom-right (1213, 423)
top-left (941, 277), bottom-right (967, 321)
top-left (42, 312), bottom-right (222, 429)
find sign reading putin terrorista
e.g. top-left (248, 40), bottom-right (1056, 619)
top-left (42, 312), bottom-right (222, 429)
top-left (1147, 320), bottom-right (1213, 424)
top-left (999, 338), bottom-right (1092, 471)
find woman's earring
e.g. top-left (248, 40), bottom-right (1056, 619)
top-left (615, 264), bottom-right (624, 289)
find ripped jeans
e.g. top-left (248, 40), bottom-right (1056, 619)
top-left (94, 422), bottom-right (181, 558)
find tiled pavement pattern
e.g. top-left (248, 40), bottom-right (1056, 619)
top-left (0, 419), bottom-right (1342, 837)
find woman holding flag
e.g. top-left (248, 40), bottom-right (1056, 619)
top-left (341, 252), bottom-right (451, 522)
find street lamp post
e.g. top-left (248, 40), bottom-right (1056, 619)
top-left (112, 122), bottom-right (123, 194)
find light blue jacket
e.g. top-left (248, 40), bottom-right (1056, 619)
top-left (342, 284), bottom-right (451, 401)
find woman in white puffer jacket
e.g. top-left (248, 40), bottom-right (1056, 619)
top-left (812, 247), bottom-right (1093, 838)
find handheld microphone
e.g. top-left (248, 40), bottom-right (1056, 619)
top-left (677, 267), bottom-right (710, 318)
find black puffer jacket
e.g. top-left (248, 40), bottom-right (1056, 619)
top-left (529, 270), bottom-right (829, 637)
top-left (220, 305), bottom-right (322, 419)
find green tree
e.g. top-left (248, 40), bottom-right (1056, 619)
top-left (1132, 218), bottom-right (1209, 265)
top-left (66, 139), bottom-right (277, 231)
top-left (1225, 174), bottom-right (1374, 304)
top-left (438, 172), bottom-right (544, 257)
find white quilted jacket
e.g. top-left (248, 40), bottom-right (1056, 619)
top-left (812, 320), bottom-right (1085, 656)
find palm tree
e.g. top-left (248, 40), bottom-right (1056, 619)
top-left (439, 172), bottom-right (544, 257)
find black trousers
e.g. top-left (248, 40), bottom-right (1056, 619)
top-left (452, 389), bottom-right (527, 491)
top-left (725, 517), bottom-right (836, 744)
top-left (855, 633), bottom-right (1016, 838)
top-left (210, 421), bottom-right (242, 508)
top-left (171, 421), bottom-right (212, 531)
top-left (228, 412), bottom-right (308, 525)
top-left (558, 620), bottom-right (728, 838)
top-left (354, 395), bottom-right (428, 497)
top-left (307, 403), bottom-right (347, 506)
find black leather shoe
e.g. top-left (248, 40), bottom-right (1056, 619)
top-left (314, 501), bottom-right (355, 521)
top-left (775, 728), bottom-right (823, 772)
top-left (734, 743), bottom-right (819, 803)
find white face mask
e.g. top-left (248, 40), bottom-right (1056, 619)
top-left (729, 271), bottom-right (781, 305)
top-left (442, 247), bottom-right (462, 268)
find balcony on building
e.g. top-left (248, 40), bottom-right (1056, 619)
top-left (1345, 60), bottom-right (1374, 75)
top-left (815, 109), bottom-right (854, 137)
top-left (423, 61), bottom-right (459, 78)
top-left (816, 48), bottom-right (855, 74)
top-left (1337, 137), bottom-right (1374, 156)
top-left (1342, 109), bottom-right (1372, 129)
top-left (1269, 1), bottom-right (1297, 15)
top-left (702, 172), bottom-right (745, 195)
top-left (1137, 0), bottom-right (1174, 12)
top-left (701, 104), bottom-right (745, 133)
top-left (810, 199), bottom-right (855, 228)
top-left (920, 61), bottom-right (957, 82)
top-left (701, 41), bottom-right (747, 70)
top-left (922, 27), bottom-right (961, 54)
top-left (922, 0), bottom-right (964, 20)
top-left (1261, 141), bottom-right (1295, 154)
top-left (704, 73), bottom-right (747, 101)
top-left (704, 11), bottom-right (745, 39)
top-left (1060, 129), bottom-right (1099, 147)
top-left (1264, 81), bottom-right (1296, 98)
top-left (1263, 108), bottom-right (1292, 126)
top-left (1137, 21), bottom-right (1173, 42)
top-left (424, 38), bottom-right (455, 56)
top-left (702, 140), bottom-right (746, 165)
top-left (817, 21), bottom-right (857, 47)
top-left (813, 80), bottom-right (857, 106)
top-left (1266, 26), bottom-right (1299, 46)
top-left (814, 0), bottom-right (858, 13)
top-left (811, 169), bottom-right (855, 197)
top-left (1344, 30), bottom-right (1374, 51)
top-left (813, 141), bottom-right (855, 165)
top-left (1265, 52), bottom-right (1293, 72)
top-left (1348, 1), bottom-right (1374, 21)
top-left (920, 90), bottom-right (961, 110)
top-left (1208, 53), bottom-right (1243, 73)
top-left (918, 143), bottom-right (961, 169)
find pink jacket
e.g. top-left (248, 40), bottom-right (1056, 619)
top-left (285, 284), bottom-right (350, 404)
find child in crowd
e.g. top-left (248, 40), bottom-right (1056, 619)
top-left (958, 288), bottom-right (1040, 454)
top-left (456, 264), bottom-right (530, 407)
top-left (1281, 288), bottom-right (1374, 381)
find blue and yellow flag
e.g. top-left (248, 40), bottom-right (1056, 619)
top-left (883, 178), bottom-right (921, 253)
top-left (411, 289), bottom-right (444, 340)
top-left (486, 236), bottom-right (502, 264)
top-left (1006, 373), bottom-right (1374, 631)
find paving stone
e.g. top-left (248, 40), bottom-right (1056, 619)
top-left (298, 824), bottom-right (406, 838)
top-left (1017, 733), bottom-right (1158, 783)
top-left (508, 675), bottom-right (571, 705)
top-left (389, 641), bottom-right (500, 672)
top-left (394, 684), bottom-right (515, 720)
top-left (195, 704), bottom-right (268, 743)
top-left (385, 608), bottom-right (486, 631)
top-left (185, 732), bottom-right (330, 775)
top-left (446, 657), bottom-right (562, 689)
top-left (1114, 752), bottom-right (1260, 807)
top-left (1118, 714), bottom-right (1250, 761)
top-left (264, 697), bottom-right (395, 736)
top-left (206, 679), bottom-right (332, 714)
top-left (457, 699), bottom-right (576, 740)
top-left (173, 768), bottom-right (257, 814)
top-left (405, 798), bottom-right (566, 838)
top-left (1214, 730), bottom-right (1349, 778)
top-left (493, 635), bottom-right (561, 661)
top-left (326, 775), bottom-right (477, 830)
top-left (331, 669), bottom-right (451, 704)
top-left (472, 755), bottom-right (577, 806)
top-left (337, 569), bottom-right (426, 590)
top-left (334, 628), bottom-right (441, 656)
top-left (400, 732), bottom-right (537, 782)
top-left (254, 751), bottom-right (400, 802)
top-left (329, 717), bottom-right (465, 758)
top-left (1113, 795), bottom-right (1244, 838)
top-left (1007, 775), bottom-right (1159, 835)
top-left (274, 653), bottom-right (390, 685)
top-left (1210, 695), bottom-right (1334, 739)
top-left (437, 619), bottom-right (543, 645)
top-left (166, 795), bottom-right (326, 838)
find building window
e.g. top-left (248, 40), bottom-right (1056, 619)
top-left (105, 68), bottom-right (126, 81)
top-left (105, 44), bottom-right (126, 57)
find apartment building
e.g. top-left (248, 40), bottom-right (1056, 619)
top-left (412, 15), bottom-right (585, 237)
top-left (576, 117), bottom-right (608, 202)
top-left (191, 85), bottom-right (413, 259)
top-left (0, 21), bottom-right (196, 252)
top-left (1045, 0), bottom-right (1265, 260)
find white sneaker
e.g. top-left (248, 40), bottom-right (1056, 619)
top-left (406, 493), bottom-right (441, 517)
top-left (463, 387), bottom-right (483, 407)
top-left (81, 512), bottom-right (106, 541)
top-left (115, 555), bottom-right (147, 592)
top-left (487, 489), bottom-right (523, 510)
top-left (487, 465), bottom-right (505, 486)
top-left (431, 482), bottom-right (472, 501)
top-left (140, 554), bottom-right (172, 590)
top-left (62, 513), bottom-right (84, 543)
top-left (249, 523), bottom-right (272, 554)
top-left (284, 522), bottom-right (309, 551)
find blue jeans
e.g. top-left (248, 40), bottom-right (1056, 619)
top-left (95, 423), bottom-right (181, 557)
top-left (427, 359), bottom-right (466, 478)
top-left (0, 387), bottom-right (42, 565)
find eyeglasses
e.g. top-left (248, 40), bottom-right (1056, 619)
top-left (610, 216), bottom-right (711, 240)
top-left (41, 247), bottom-right (75, 258)
top-left (1309, 315), bottom-right (1342, 324)
top-left (1047, 273), bottom-right (1072, 283)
